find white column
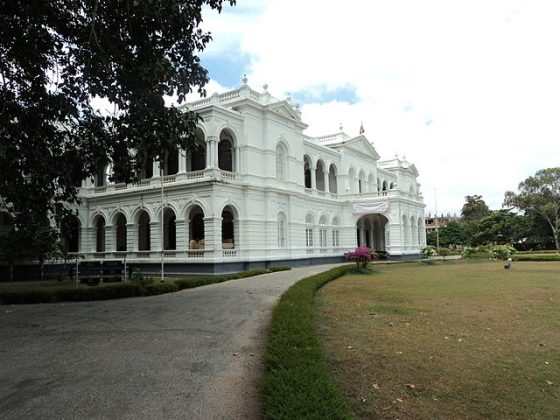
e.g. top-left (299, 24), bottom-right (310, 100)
top-left (105, 225), bottom-right (115, 252)
top-left (204, 216), bottom-right (221, 254)
top-left (126, 223), bottom-right (136, 252)
top-left (178, 148), bottom-right (187, 173)
top-left (150, 221), bottom-right (160, 253)
top-left (310, 165), bottom-right (316, 190)
top-left (235, 146), bottom-right (240, 173)
top-left (175, 219), bottom-right (186, 251)
top-left (206, 135), bottom-right (218, 169)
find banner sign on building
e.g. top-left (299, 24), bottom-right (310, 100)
top-left (352, 200), bottom-right (390, 215)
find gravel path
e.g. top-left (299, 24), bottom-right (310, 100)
top-left (0, 264), bottom-right (341, 420)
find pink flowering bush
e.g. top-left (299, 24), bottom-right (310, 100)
top-left (345, 246), bottom-right (372, 268)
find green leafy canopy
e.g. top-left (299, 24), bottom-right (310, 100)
top-left (0, 0), bottom-right (235, 255)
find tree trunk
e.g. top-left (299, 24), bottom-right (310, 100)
top-left (543, 215), bottom-right (559, 254)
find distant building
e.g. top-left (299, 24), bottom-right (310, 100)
top-left (425, 213), bottom-right (460, 231)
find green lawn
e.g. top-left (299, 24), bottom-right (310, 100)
top-left (315, 260), bottom-right (560, 419)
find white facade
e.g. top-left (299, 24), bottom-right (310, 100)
top-left (67, 80), bottom-right (426, 270)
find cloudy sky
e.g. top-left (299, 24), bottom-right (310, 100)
top-left (195, 0), bottom-right (560, 215)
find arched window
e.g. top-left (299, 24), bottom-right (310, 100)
top-left (305, 214), bottom-right (314, 247)
top-left (328, 164), bottom-right (337, 193)
top-left (94, 215), bottom-right (106, 252)
top-left (377, 179), bottom-right (381, 192)
top-left (137, 210), bottom-right (151, 251)
top-left (164, 208), bottom-right (176, 250)
top-left (319, 215), bottom-right (328, 247)
top-left (348, 168), bottom-right (356, 193)
top-left (316, 160), bottom-right (325, 191)
top-left (382, 180), bottom-right (388, 191)
top-left (390, 182), bottom-right (395, 189)
top-left (278, 212), bottom-right (287, 248)
top-left (221, 207), bottom-right (235, 249)
top-left (115, 213), bottom-right (127, 252)
top-left (276, 143), bottom-right (286, 180)
top-left (304, 155), bottom-right (312, 189)
top-left (332, 217), bottom-right (340, 247)
top-left (358, 171), bottom-right (366, 194)
top-left (218, 131), bottom-right (234, 172)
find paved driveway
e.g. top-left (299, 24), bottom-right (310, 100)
top-left (0, 264), bottom-right (340, 420)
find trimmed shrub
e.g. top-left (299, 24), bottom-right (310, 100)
top-left (463, 245), bottom-right (517, 259)
top-left (143, 282), bottom-right (179, 296)
top-left (0, 289), bottom-right (55, 304)
top-left (269, 266), bottom-right (291, 272)
top-left (128, 270), bottom-right (155, 287)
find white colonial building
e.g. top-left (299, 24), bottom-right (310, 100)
top-left (64, 78), bottom-right (426, 273)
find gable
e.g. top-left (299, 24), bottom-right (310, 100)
top-left (267, 102), bottom-right (301, 122)
top-left (341, 136), bottom-right (380, 160)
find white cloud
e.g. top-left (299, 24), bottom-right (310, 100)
top-left (202, 0), bottom-right (560, 214)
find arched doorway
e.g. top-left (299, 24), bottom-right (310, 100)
top-left (137, 210), bottom-right (151, 251)
top-left (164, 208), bottom-right (176, 250)
top-left (304, 155), bottom-right (312, 189)
top-left (356, 214), bottom-right (389, 251)
top-left (115, 213), bottom-right (127, 252)
top-left (221, 206), bottom-right (235, 249)
top-left (218, 130), bottom-right (235, 172)
top-left (328, 164), bottom-right (337, 193)
top-left (315, 160), bottom-right (325, 191)
top-left (94, 215), bottom-right (106, 252)
top-left (188, 206), bottom-right (205, 249)
top-left (188, 128), bottom-right (206, 172)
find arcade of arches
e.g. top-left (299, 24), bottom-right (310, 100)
top-left (67, 205), bottom-right (240, 254)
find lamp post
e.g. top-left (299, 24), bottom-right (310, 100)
top-left (434, 188), bottom-right (440, 252)
top-left (160, 164), bottom-right (165, 282)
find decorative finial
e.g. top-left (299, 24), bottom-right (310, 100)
top-left (339, 123), bottom-right (343, 132)
top-left (263, 83), bottom-right (268, 91)
top-left (242, 73), bottom-right (248, 85)
top-left (286, 93), bottom-right (291, 103)
top-left (359, 121), bottom-right (364, 134)
top-left (295, 103), bottom-right (300, 110)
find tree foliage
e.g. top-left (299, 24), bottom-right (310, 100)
top-left (460, 195), bottom-right (490, 221)
top-left (504, 168), bottom-right (560, 252)
top-left (0, 0), bottom-right (234, 261)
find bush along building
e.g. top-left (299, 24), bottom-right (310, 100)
top-left (63, 78), bottom-right (426, 274)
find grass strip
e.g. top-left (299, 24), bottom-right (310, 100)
top-left (261, 264), bottom-right (355, 419)
top-left (0, 266), bottom-right (291, 304)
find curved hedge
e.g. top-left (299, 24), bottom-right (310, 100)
top-left (261, 264), bottom-right (355, 419)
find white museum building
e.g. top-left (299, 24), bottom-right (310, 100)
top-left (65, 78), bottom-right (426, 273)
